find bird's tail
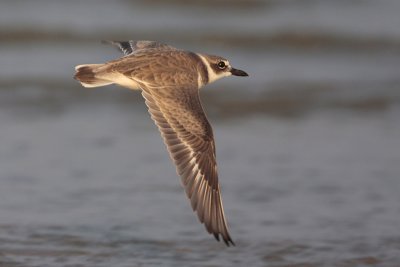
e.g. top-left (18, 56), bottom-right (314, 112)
top-left (74, 64), bottom-right (112, 88)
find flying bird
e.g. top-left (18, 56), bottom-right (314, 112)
top-left (74, 40), bottom-right (248, 246)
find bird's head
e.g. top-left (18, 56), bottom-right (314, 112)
top-left (198, 54), bottom-right (248, 84)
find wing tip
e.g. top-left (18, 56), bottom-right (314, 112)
top-left (213, 233), bottom-right (235, 247)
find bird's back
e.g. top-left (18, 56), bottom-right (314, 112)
top-left (106, 50), bottom-right (202, 88)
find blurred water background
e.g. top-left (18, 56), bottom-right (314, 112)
top-left (1, 0), bottom-right (400, 266)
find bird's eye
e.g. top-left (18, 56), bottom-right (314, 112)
top-left (217, 61), bottom-right (226, 69)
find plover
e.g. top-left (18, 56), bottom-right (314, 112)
top-left (74, 40), bottom-right (248, 246)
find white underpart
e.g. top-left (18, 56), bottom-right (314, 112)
top-left (197, 54), bottom-right (231, 85)
top-left (197, 72), bottom-right (203, 88)
top-left (107, 73), bottom-right (142, 90)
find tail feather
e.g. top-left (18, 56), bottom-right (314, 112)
top-left (74, 64), bottom-right (112, 88)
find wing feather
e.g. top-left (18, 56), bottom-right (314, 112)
top-left (141, 87), bottom-right (234, 246)
top-left (103, 40), bottom-right (177, 56)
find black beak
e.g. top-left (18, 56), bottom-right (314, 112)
top-left (230, 68), bottom-right (248, 77)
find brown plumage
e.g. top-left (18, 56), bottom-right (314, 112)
top-left (74, 40), bottom-right (248, 246)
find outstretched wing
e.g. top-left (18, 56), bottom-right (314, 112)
top-left (102, 40), bottom-right (177, 56)
top-left (141, 84), bottom-right (234, 246)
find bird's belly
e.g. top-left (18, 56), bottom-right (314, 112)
top-left (105, 72), bottom-right (141, 90)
